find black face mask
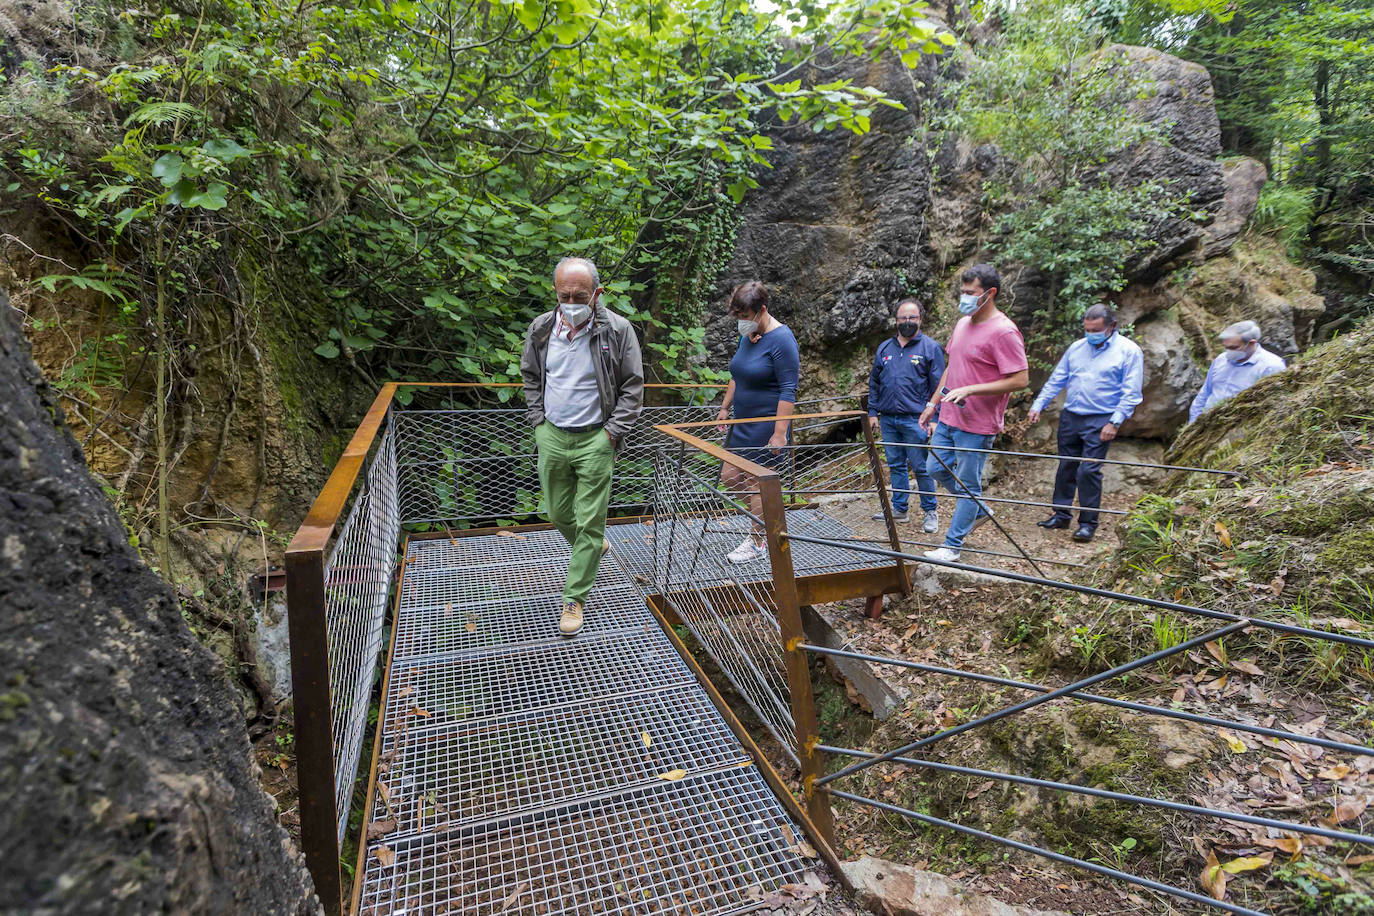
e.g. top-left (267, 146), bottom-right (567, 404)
top-left (897, 321), bottom-right (920, 338)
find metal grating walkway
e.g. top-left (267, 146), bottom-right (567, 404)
top-left (358, 529), bottom-right (809, 915)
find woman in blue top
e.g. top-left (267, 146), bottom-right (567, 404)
top-left (714, 281), bottom-right (801, 564)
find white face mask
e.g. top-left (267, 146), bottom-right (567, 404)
top-left (559, 298), bottom-right (593, 328)
top-left (738, 317), bottom-right (760, 337)
top-left (1224, 343), bottom-right (1253, 364)
top-left (958, 292), bottom-right (983, 315)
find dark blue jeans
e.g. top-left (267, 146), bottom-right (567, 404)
top-left (1051, 410), bottom-right (1113, 528)
top-left (879, 415), bottom-right (937, 514)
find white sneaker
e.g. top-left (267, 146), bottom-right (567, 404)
top-left (923, 546), bottom-right (961, 563)
top-left (922, 510), bottom-right (939, 534)
top-left (727, 535), bottom-right (768, 564)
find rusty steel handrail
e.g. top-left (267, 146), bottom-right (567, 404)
top-left (285, 381), bottom-right (731, 916)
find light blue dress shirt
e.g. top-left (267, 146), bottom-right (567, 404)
top-left (1188, 344), bottom-right (1286, 423)
top-left (1031, 332), bottom-right (1145, 427)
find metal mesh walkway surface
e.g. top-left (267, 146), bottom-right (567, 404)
top-left (357, 528), bottom-right (809, 915)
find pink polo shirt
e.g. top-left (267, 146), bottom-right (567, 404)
top-left (939, 312), bottom-right (1027, 435)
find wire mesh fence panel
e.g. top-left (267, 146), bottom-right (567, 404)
top-left (648, 446), bottom-right (799, 759)
top-left (392, 398), bottom-right (723, 526)
top-left (323, 423), bottom-right (400, 843)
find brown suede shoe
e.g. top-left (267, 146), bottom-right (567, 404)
top-left (559, 600), bottom-right (584, 636)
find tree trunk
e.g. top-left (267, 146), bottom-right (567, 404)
top-left (0, 291), bottom-right (319, 915)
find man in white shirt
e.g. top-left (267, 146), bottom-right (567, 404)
top-left (520, 257), bottom-right (643, 636)
top-left (1188, 320), bottom-right (1286, 423)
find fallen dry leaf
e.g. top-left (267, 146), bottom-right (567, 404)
top-left (495, 529), bottom-right (528, 539)
top-left (790, 840), bottom-right (819, 859)
top-left (397, 685), bottom-right (413, 699)
top-left (1215, 521), bottom-right (1233, 549)
top-left (466, 618), bottom-right (477, 634)
top-left (500, 882), bottom-right (528, 912)
top-left (1230, 660), bottom-right (1263, 676)
top-left (641, 731), bottom-right (653, 749)
top-left (1200, 849), bottom-right (1228, 900)
top-left (1206, 640), bottom-right (1229, 666)
top-left (1221, 851), bottom-right (1273, 874)
top-left (410, 706), bottom-right (432, 718)
top-left (1253, 835), bottom-right (1303, 859)
top-left (1318, 764), bottom-right (1352, 781)
top-left (374, 845), bottom-right (395, 867)
top-left (1219, 729), bottom-right (1247, 754)
top-left (1323, 797), bottom-right (1368, 826)
top-left (658, 769), bottom-right (687, 781)
top-left (1347, 854), bottom-right (1374, 866)
top-left (966, 780), bottom-right (995, 800)
top-left (367, 818), bottom-right (398, 840)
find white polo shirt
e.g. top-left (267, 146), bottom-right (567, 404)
top-left (543, 315), bottom-right (603, 428)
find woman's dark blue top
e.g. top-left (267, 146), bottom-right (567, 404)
top-left (727, 324), bottom-right (800, 451)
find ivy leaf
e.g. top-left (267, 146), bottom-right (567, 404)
top-left (167, 178), bottom-right (198, 206)
top-left (152, 153), bottom-right (184, 188)
top-left (187, 182), bottom-right (229, 210)
top-left (313, 341), bottom-right (340, 358)
top-left (203, 139), bottom-right (251, 163)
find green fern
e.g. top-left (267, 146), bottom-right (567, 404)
top-left (122, 102), bottom-right (202, 128)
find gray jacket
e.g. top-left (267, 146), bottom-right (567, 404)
top-left (520, 305), bottom-right (644, 444)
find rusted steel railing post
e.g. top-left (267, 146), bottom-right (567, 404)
top-left (861, 418), bottom-right (911, 604)
top-left (758, 472), bottom-right (837, 848)
top-left (285, 546), bottom-right (342, 915)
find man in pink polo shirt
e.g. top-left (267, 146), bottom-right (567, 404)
top-left (918, 264), bottom-right (1028, 562)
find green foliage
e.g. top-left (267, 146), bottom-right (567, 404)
top-left (2, 0), bottom-right (955, 394)
top-left (1106, 0), bottom-right (1374, 321)
top-left (995, 182), bottom-right (1173, 340)
top-left (945, 1), bottom-right (1183, 344)
top-left (1252, 183), bottom-right (1316, 257)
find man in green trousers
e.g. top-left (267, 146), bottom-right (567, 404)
top-left (520, 257), bottom-right (644, 636)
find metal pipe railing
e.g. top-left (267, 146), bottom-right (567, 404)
top-left (873, 439), bottom-right (1243, 477)
top-left (782, 532), bottom-right (1374, 650)
top-left (827, 789), bottom-right (1268, 916)
top-left (817, 620), bottom-right (1252, 787)
top-left (821, 745), bottom-right (1374, 847)
top-left (782, 487), bottom-right (1132, 516)
top-left (801, 644), bottom-right (1374, 758)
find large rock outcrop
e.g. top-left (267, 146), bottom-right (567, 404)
top-left (705, 49), bottom-right (938, 382)
top-left (0, 293), bottom-right (317, 914)
top-left (1106, 45), bottom-right (1227, 279)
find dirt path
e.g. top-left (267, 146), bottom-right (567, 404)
top-left (819, 454), bottom-right (1141, 579)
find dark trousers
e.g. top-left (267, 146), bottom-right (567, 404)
top-left (1051, 411), bottom-right (1112, 528)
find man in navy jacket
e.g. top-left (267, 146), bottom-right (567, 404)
top-left (868, 299), bottom-right (946, 532)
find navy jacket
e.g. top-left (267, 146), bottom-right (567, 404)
top-left (868, 333), bottom-right (946, 417)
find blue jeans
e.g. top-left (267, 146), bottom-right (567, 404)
top-left (879, 415), bottom-right (937, 514)
top-left (926, 424), bottom-right (995, 549)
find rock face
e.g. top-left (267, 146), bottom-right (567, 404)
top-left (1105, 45), bottom-right (1227, 279)
top-left (0, 294), bottom-right (317, 914)
top-left (1120, 314), bottom-right (1205, 437)
top-left (842, 857), bottom-right (1068, 916)
top-left (706, 50), bottom-right (937, 380)
top-left (1203, 157), bottom-right (1267, 258)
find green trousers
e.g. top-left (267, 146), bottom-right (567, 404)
top-left (534, 422), bottom-right (615, 605)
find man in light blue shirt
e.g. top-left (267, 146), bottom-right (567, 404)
top-left (1028, 304), bottom-right (1143, 542)
top-left (1188, 320), bottom-right (1286, 424)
